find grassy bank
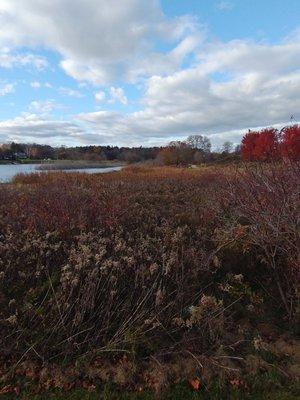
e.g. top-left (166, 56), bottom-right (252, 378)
top-left (0, 164), bottom-right (299, 398)
top-left (36, 160), bottom-right (125, 170)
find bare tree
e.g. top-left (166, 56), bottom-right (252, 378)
top-left (222, 141), bottom-right (233, 154)
top-left (186, 135), bottom-right (211, 153)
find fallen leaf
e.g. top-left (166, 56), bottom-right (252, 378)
top-left (189, 378), bottom-right (201, 390)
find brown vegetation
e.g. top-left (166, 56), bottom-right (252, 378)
top-left (0, 164), bottom-right (299, 395)
top-left (37, 160), bottom-right (124, 170)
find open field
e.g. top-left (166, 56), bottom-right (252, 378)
top-left (0, 165), bottom-right (299, 399)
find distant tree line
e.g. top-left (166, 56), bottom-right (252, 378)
top-left (4, 125), bottom-right (298, 166)
top-left (157, 135), bottom-right (239, 166)
top-left (0, 143), bottom-right (161, 163)
top-left (0, 135), bottom-right (240, 165)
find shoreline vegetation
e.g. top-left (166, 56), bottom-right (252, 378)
top-left (0, 163), bottom-right (299, 399)
top-left (0, 159), bottom-right (125, 169)
top-left (0, 159), bottom-right (45, 165)
top-left (36, 160), bottom-right (125, 171)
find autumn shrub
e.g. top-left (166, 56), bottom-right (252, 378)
top-left (0, 165), bottom-right (299, 391)
top-left (241, 125), bottom-right (300, 162)
top-left (280, 125), bottom-right (300, 161)
top-left (218, 162), bottom-right (300, 321)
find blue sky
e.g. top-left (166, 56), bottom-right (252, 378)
top-left (163, 0), bottom-right (300, 42)
top-left (0, 0), bottom-right (299, 147)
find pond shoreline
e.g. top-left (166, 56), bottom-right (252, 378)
top-left (0, 163), bottom-right (123, 183)
top-left (0, 159), bottom-right (124, 166)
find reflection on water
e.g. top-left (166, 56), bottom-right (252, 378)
top-left (0, 164), bottom-right (122, 183)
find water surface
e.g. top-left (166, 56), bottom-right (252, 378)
top-left (0, 164), bottom-right (122, 183)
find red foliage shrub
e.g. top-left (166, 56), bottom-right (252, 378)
top-left (280, 125), bottom-right (300, 161)
top-left (241, 125), bottom-right (300, 162)
top-left (241, 128), bottom-right (279, 162)
top-left (241, 131), bottom-right (260, 161)
top-left (253, 128), bottom-right (279, 161)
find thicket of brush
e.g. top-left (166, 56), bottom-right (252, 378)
top-left (0, 164), bottom-right (299, 395)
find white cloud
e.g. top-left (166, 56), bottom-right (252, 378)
top-left (196, 39), bottom-right (300, 75)
top-left (0, 114), bottom-right (85, 145)
top-left (0, 47), bottom-right (48, 69)
top-left (216, 1), bottom-right (234, 11)
top-left (30, 81), bottom-right (52, 89)
top-left (58, 87), bottom-right (84, 98)
top-left (0, 0), bottom-right (199, 85)
top-left (0, 82), bottom-right (15, 96)
top-left (109, 87), bottom-right (128, 105)
top-left (76, 35), bottom-right (300, 147)
top-left (29, 100), bottom-right (58, 115)
top-left (2, 31), bottom-right (299, 148)
top-left (30, 81), bottom-right (41, 88)
top-left (0, 1), bottom-right (299, 147)
top-left (95, 91), bottom-right (106, 102)
top-left (124, 34), bottom-right (201, 82)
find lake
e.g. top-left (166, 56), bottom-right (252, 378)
top-left (0, 164), bottom-right (123, 183)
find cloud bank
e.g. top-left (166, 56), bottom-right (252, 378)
top-left (0, 1), bottom-right (299, 146)
top-left (0, 0), bottom-right (199, 85)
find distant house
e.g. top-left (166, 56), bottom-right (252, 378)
top-left (14, 152), bottom-right (28, 159)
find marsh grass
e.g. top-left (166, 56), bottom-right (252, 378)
top-left (36, 160), bottom-right (124, 170)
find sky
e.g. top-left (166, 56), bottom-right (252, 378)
top-left (0, 0), bottom-right (299, 148)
